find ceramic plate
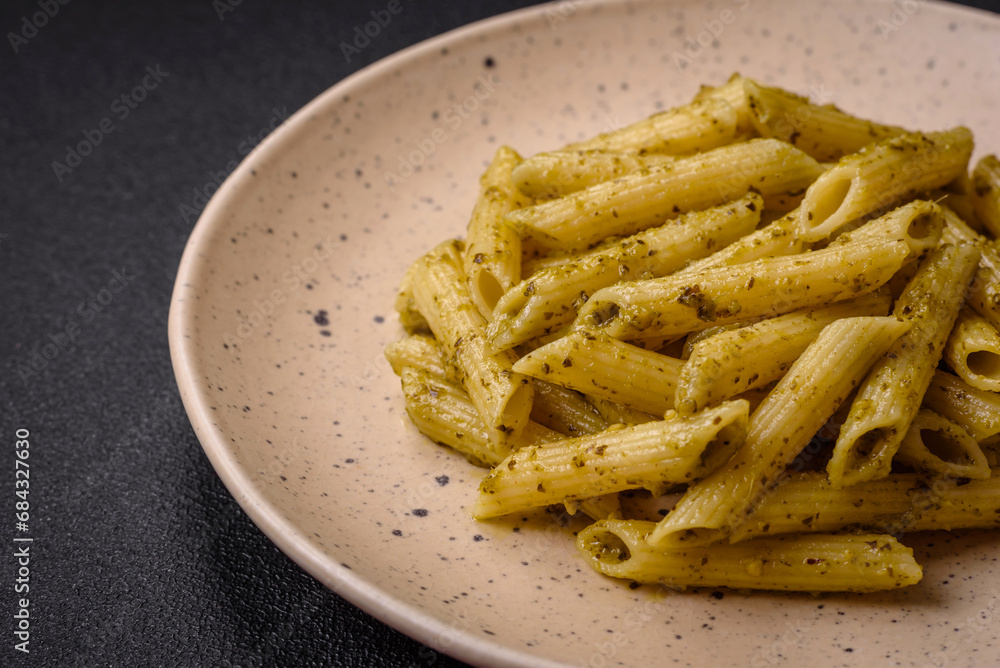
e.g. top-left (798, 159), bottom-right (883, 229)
top-left (169, 1), bottom-right (1000, 665)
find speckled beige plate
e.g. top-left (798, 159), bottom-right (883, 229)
top-left (169, 1), bottom-right (1000, 665)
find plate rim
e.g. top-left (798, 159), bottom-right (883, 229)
top-left (167, 0), bottom-right (1000, 666)
top-left (167, 2), bottom-right (585, 666)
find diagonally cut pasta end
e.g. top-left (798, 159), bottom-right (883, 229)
top-left (896, 408), bottom-right (992, 480)
top-left (493, 380), bottom-right (535, 450)
top-left (827, 424), bottom-right (900, 488)
top-left (693, 400), bottom-right (749, 475)
top-left (470, 268), bottom-right (507, 320)
top-left (799, 170), bottom-right (857, 242)
top-left (577, 523), bottom-right (634, 571)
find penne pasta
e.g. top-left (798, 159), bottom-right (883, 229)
top-left (731, 469), bottom-right (1000, 542)
top-left (972, 154), bottom-right (1000, 238)
top-left (944, 308), bottom-right (1000, 392)
top-left (512, 150), bottom-right (675, 200)
top-left (579, 520), bottom-right (921, 592)
top-left (827, 243), bottom-right (981, 487)
top-left (505, 139), bottom-right (823, 252)
top-left (648, 316), bottom-right (911, 548)
top-left (410, 240), bottom-right (534, 452)
top-left (463, 146), bottom-right (531, 319)
top-left (564, 96), bottom-right (740, 156)
top-left (513, 331), bottom-right (683, 416)
top-left (570, 493), bottom-right (623, 522)
top-left (922, 370), bottom-right (1000, 449)
top-left (530, 379), bottom-right (608, 437)
top-left (672, 209), bottom-right (804, 278)
top-left (743, 78), bottom-right (906, 162)
top-left (394, 260), bottom-right (431, 334)
top-left (675, 292), bottom-right (891, 414)
top-left (798, 127), bottom-right (973, 241)
top-left (384, 333), bottom-right (454, 381)
top-left (572, 226), bottom-right (924, 343)
top-left (691, 73), bottom-right (756, 136)
top-left (474, 401), bottom-right (748, 519)
top-left (386, 74), bottom-right (1000, 595)
top-left (584, 395), bottom-right (657, 426)
top-left (894, 408), bottom-right (990, 480)
top-left (400, 368), bottom-right (559, 468)
top-left (488, 194), bottom-right (762, 350)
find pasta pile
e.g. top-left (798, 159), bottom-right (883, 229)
top-left (386, 74), bottom-right (1000, 593)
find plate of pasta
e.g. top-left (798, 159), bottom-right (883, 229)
top-left (169, 1), bottom-right (1000, 666)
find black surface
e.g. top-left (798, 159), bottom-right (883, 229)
top-left (2, 0), bottom-right (999, 667)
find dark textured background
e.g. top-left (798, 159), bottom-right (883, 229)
top-left (1, 0), bottom-right (999, 666)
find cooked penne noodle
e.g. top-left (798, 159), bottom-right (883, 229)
top-left (798, 127), bottom-right (973, 241)
top-left (474, 401), bottom-right (748, 519)
top-left (941, 206), bottom-right (1000, 331)
top-left (569, 493), bottom-right (623, 522)
top-left (523, 193), bottom-right (765, 276)
top-left (761, 190), bottom-right (808, 213)
top-left (572, 233), bottom-right (916, 343)
top-left (972, 154), bottom-right (1000, 238)
top-left (825, 198), bottom-right (942, 249)
top-left (885, 257), bottom-right (920, 301)
top-left (564, 96), bottom-right (739, 156)
top-left (531, 380), bottom-right (608, 437)
top-left (648, 316), bottom-right (910, 548)
top-left (675, 292), bottom-right (891, 414)
top-left (463, 146), bottom-right (531, 319)
top-left (410, 240), bottom-right (534, 452)
top-left (731, 469), bottom-right (1000, 542)
top-left (932, 174), bottom-right (986, 234)
top-left (512, 150), bottom-right (675, 200)
top-left (894, 408), bottom-right (990, 480)
top-left (488, 195), bottom-right (762, 350)
top-left (394, 260), bottom-right (431, 334)
top-left (673, 210), bottom-right (804, 278)
top-left (387, 75), bottom-right (1000, 595)
top-left (513, 331), bottom-right (683, 416)
top-left (922, 370), bottom-right (1000, 449)
top-left (384, 333), bottom-right (455, 381)
top-left (939, 193), bottom-right (985, 234)
top-left (743, 78), bottom-right (906, 162)
top-left (584, 395), bottom-right (657, 426)
top-left (691, 73), bottom-right (756, 136)
top-left (681, 323), bottom-right (745, 361)
top-left (505, 139), bottom-right (823, 251)
top-left (944, 308), bottom-right (1000, 392)
top-left (578, 520), bottom-right (921, 592)
top-left (400, 368), bottom-right (559, 468)
top-left (827, 244), bottom-right (981, 487)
